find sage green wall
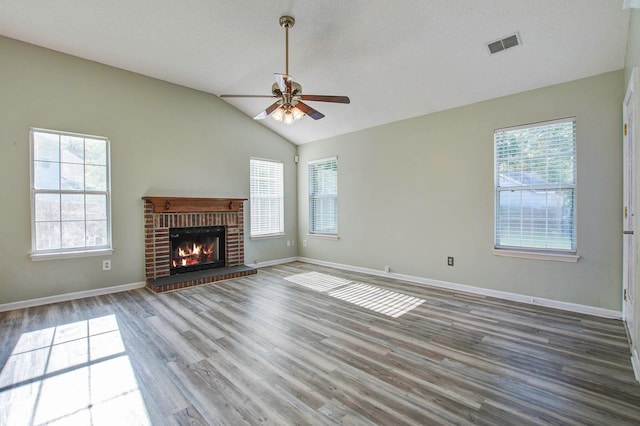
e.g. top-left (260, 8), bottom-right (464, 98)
top-left (625, 9), bottom-right (640, 85)
top-left (298, 71), bottom-right (624, 310)
top-left (625, 8), bottom-right (640, 370)
top-left (0, 36), bottom-right (297, 305)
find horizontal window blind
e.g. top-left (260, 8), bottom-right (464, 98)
top-left (250, 158), bottom-right (284, 237)
top-left (494, 118), bottom-right (576, 252)
top-left (309, 157), bottom-right (338, 235)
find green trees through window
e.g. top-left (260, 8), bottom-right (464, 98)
top-left (494, 118), bottom-right (576, 252)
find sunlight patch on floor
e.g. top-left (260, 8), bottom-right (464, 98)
top-left (285, 271), bottom-right (425, 318)
top-left (284, 271), bottom-right (351, 292)
top-left (329, 282), bottom-right (425, 318)
top-left (0, 314), bottom-right (151, 425)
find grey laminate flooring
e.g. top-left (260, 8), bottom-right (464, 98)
top-left (1, 262), bottom-right (639, 425)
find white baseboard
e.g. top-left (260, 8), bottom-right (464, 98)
top-left (296, 257), bottom-right (621, 320)
top-left (2, 256), bottom-right (623, 322)
top-left (251, 257), bottom-right (298, 269)
top-left (0, 257), bottom-right (293, 312)
top-left (0, 281), bottom-right (146, 312)
top-left (632, 348), bottom-right (640, 383)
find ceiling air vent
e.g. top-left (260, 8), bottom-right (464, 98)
top-left (487, 32), bottom-right (521, 54)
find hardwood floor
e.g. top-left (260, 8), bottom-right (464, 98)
top-left (1, 261), bottom-right (639, 425)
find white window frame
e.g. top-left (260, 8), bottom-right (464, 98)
top-left (250, 158), bottom-right (285, 239)
top-left (494, 117), bottom-right (579, 262)
top-left (308, 156), bottom-right (338, 237)
top-left (30, 128), bottom-right (113, 260)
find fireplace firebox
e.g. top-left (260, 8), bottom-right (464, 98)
top-left (170, 226), bottom-right (225, 275)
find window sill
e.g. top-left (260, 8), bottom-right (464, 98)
top-left (308, 233), bottom-right (339, 240)
top-left (30, 248), bottom-right (114, 262)
top-left (250, 232), bottom-right (286, 240)
top-left (493, 249), bottom-right (579, 263)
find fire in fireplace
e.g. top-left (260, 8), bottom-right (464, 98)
top-left (169, 226), bottom-right (225, 274)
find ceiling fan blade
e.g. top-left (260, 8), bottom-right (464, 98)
top-left (299, 95), bottom-right (350, 104)
top-left (220, 94), bottom-right (277, 99)
top-left (253, 101), bottom-right (281, 120)
top-left (274, 73), bottom-right (292, 94)
top-left (295, 102), bottom-right (325, 120)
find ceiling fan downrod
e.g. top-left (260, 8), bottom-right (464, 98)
top-left (279, 16), bottom-right (295, 77)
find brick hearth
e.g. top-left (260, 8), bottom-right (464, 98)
top-left (142, 197), bottom-right (256, 292)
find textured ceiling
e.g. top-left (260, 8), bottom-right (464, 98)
top-left (0, 0), bottom-right (631, 144)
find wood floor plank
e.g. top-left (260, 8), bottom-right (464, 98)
top-left (166, 360), bottom-right (249, 425)
top-left (170, 405), bottom-right (209, 426)
top-left (1, 261), bottom-right (639, 425)
top-left (146, 315), bottom-right (207, 365)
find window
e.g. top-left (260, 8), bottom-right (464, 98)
top-left (30, 128), bottom-right (112, 257)
top-left (309, 157), bottom-right (338, 235)
top-left (494, 118), bottom-right (576, 254)
top-left (250, 158), bottom-right (284, 237)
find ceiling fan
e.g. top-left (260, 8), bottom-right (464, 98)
top-left (220, 16), bottom-right (350, 125)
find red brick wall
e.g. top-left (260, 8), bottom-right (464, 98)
top-left (143, 199), bottom-right (245, 280)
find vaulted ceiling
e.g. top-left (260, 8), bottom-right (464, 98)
top-left (0, 1), bottom-right (631, 144)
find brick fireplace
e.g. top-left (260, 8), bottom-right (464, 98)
top-left (143, 196), bottom-right (256, 292)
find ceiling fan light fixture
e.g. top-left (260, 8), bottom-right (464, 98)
top-left (272, 104), bottom-right (305, 125)
top-left (272, 106), bottom-right (285, 122)
top-left (280, 105), bottom-right (305, 125)
top-left (292, 106), bottom-right (304, 121)
top-left (283, 109), bottom-right (295, 125)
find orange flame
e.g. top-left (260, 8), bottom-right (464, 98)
top-left (172, 240), bottom-right (216, 268)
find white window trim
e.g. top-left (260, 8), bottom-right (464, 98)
top-left (308, 156), bottom-right (339, 236)
top-left (493, 249), bottom-right (579, 263)
top-left (307, 233), bottom-right (340, 240)
top-left (30, 128), bottom-right (113, 260)
top-left (250, 157), bottom-right (284, 238)
top-left (30, 248), bottom-right (115, 261)
top-left (250, 232), bottom-right (286, 241)
top-left (493, 117), bottom-right (577, 256)
top-left (494, 116), bottom-right (576, 133)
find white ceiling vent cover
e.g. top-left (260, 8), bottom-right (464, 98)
top-left (487, 32), bottom-right (521, 54)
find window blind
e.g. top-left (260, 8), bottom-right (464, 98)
top-left (494, 118), bottom-right (576, 252)
top-left (250, 158), bottom-right (284, 237)
top-left (309, 157), bottom-right (338, 235)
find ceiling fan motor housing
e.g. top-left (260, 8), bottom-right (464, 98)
top-left (272, 81), bottom-right (302, 98)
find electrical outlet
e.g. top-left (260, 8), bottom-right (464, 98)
top-left (384, 265), bottom-right (390, 273)
top-left (102, 259), bottom-right (111, 271)
top-left (447, 256), bottom-right (454, 267)
top-left (287, 240), bottom-right (291, 247)
top-left (303, 240), bottom-right (307, 247)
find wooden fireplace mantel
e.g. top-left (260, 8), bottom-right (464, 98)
top-left (142, 196), bottom-right (247, 213)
